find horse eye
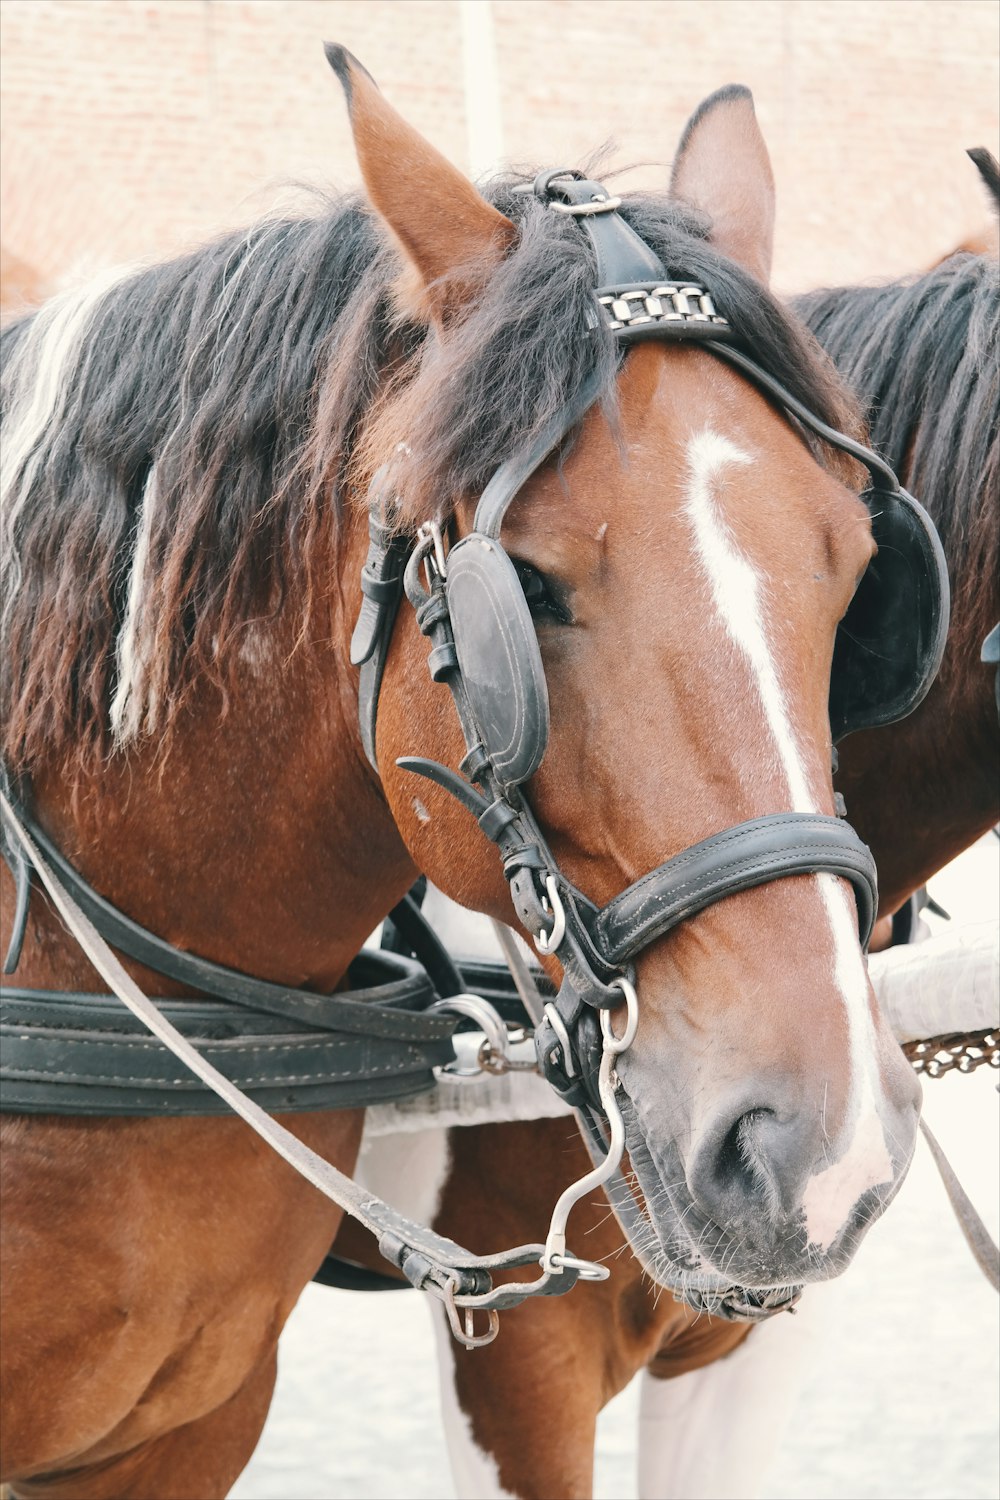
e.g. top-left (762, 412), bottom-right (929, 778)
top-left (511, 558), bottom-right (572, 624)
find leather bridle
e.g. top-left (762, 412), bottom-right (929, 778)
top-left (351, 169), bottom-right (900, 1106)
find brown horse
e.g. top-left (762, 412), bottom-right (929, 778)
top-left (1, 52), bottom-right (933, 1499)
top-left (381, 169), bottom-right (998, 1498)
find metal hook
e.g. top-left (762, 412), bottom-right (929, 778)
top-left (539, 972), bottom-right (640, 1276)
top-left (442, 1279), bottom-right (501, 1349)
top-left (429, 992), bottom-right (509, 1076)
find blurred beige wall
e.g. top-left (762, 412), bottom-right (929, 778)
top-left (1, 0), bottom-right (997, 311)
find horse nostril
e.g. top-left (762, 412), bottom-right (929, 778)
top-left (688, 1098), bottom-right (814, 1229)
top-left (711, 1108), bottom-right (776, 1201)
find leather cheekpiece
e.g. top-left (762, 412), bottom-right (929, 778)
top-left (446, 535), bottom-right (550, 788)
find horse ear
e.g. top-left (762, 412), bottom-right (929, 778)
top-left (325, 43), bottom-right (515, 322)
top-left (967, 147), bottom-right (1000, 214)
top-left (669, 85), bottom-right (775, 287)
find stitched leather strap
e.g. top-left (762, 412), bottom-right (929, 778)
top-left (0, 987), bottom-right (454, 1116)
top-left (592, 813), bottom-right (878, 964)
top-left (534, 171), bottom-right (666, 285)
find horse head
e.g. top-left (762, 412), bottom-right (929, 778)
top-left (329, 48), bottom-right (928, 1304)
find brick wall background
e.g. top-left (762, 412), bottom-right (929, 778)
top-left (1, 0), bottom-right (997, 312)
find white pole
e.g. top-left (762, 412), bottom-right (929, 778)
top-left (459, 0), bottom-right (505, 178)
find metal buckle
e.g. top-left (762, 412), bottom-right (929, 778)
top-left (442, 1278), bottom-right (501, 1349)
top-left (541, 1001), bottom-right (577, 1078)
top-left (416, 518), bottom-right (448, 589)
top-left (550, 194), bottom-right (623, 217)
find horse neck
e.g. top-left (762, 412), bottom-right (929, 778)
top-left (26, 512), bottom-right (417, 993)
top-left (837, 663), bottom-right (999, 912)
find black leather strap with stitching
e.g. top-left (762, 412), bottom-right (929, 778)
top-left (590, 813), bottom-right (877, 963)
top-left (0, 985), bottom-right (452, 1115)
top-left (0, 787), bottom-right (469, 1116)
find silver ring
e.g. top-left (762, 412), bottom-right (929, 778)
top-left (547, 1251), bottom-right (610, 1280)
top-left (601, 976), bottom-right (638, 1054)
top-left (429, 993), bottom-right (510, 1076)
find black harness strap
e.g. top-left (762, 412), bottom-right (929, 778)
top-left (0, 782), bottom-right (466, 1116)
top-left (380, 888), bottom-right (465, 1001)
top-left (311, 1255), bottom-right (411, 1292)
top-left (591, 813), bottom-right (878, 965)
top-left (4, 803), bottom-right (452, 1046)
top-left (0, 982), bottom-right (451, 1116)
top-left (0, 791), bottom-right (584, 1326)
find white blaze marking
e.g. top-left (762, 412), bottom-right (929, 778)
top-left (684, 431), bottom-right (816, 811)
top-left (684, 430), bottom-right (893, 1250)
top-left (800, 876), bottom-right (893, 1249)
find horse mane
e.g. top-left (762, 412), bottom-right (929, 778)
top-left (1, 173), bottom-right (860, 774)
top-left (795, 253), bottom-right (1000, 684)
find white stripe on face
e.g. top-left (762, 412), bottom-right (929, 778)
top-left (801, 874), bottom-right (894, 1250)
top-left (683, 430), bottom-right (893, 1249)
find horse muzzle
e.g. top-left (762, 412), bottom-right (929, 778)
top-left (617, 1066), bottom-right (919, 1296)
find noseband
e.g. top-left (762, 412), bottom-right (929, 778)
top-left (352, 170), bottom-right (949, 1103)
